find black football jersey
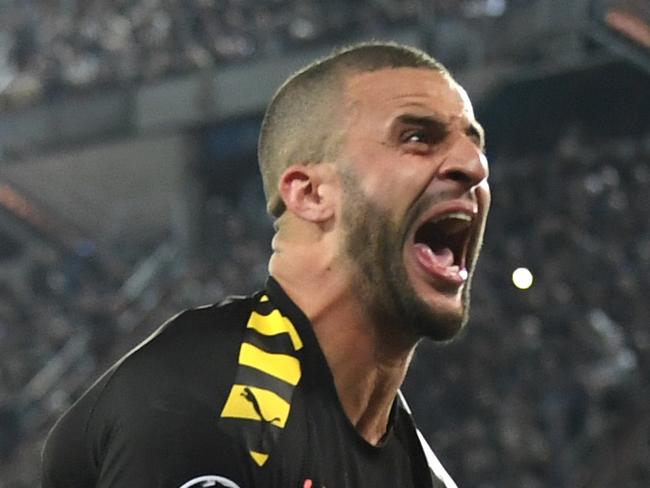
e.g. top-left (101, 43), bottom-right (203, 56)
top-left (42, 277), bottom-right (457, 488)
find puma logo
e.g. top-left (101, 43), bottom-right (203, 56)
top-left (241, 387), bottom-right (281, 425)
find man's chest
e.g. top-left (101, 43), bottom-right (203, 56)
top-left (258, 397), bottom-right (423, 488)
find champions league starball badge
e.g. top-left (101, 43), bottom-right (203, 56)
top-left (178, 475), bottom-right (242, 488)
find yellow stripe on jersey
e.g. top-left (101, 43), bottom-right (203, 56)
top-left (249, 450), bottom-right (269, 467)
top-left (247, 310), bottom-right (303, 351)
top-left (218, 295), bottom-right (304, 468)
top-left (220, 384), bottom-right (291, 428)
top-left (239, 342), bottom-right (301, 386)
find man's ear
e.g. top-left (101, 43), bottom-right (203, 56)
top-left (278, 163), bottom-right (337, 222)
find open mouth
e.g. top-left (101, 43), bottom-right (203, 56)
top-left (413, 211), bottom-right (474, 285)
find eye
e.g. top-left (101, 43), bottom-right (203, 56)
top-left (396, 119), bottom-right (448, 150)
top-left (401, 127), bottom-right (447, 150)
top-left (402, 129), bottom-right (430, 145)
top-left (402, 130), bottom-right (428, 143)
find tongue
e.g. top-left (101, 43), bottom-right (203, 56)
top-left (432, 246), bottom-right (455, 266)
top-left (415, 243), bottom-right (455, 268)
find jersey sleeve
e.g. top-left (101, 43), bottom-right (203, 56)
top-left (42, 304), bottom-right (262, 488)
top-left (41, 371), bottom-right (110, 488)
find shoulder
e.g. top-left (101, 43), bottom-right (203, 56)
top-left (141, 294), bottom-right (257, 351)
top-left (104, 294), bottom-right (260, 402)
top-left (43, 294), bottom-right (263, 487)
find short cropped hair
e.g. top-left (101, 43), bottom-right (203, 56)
top-left (258, 42), bottom-right (448, 218)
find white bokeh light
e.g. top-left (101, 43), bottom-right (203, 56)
top-left (512, 267), bottom-right (534, 290)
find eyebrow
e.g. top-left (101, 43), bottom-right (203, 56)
top-left (395, 114), bottom-right (486, 151)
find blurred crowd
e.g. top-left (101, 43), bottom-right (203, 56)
top-left (0, 0), bottom-right (556, 108)
top-left (1, 126), bottom-right (649, 486)
top-left (0, 0), bottom-right (421, 105)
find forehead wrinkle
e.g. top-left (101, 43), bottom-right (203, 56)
top-left (343, 69), bottom-right (483, 145)
top-left (392, 90), bottom-right (471, 113)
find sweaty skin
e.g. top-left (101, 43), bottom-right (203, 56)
top-left (270, 67), bottom-right (490, 445)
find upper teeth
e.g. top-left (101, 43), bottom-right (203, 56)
top-left (432, 212), bottom-right (472, 224)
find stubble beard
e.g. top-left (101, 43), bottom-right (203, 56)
top-left (340, 174), bottom-right (474, 342)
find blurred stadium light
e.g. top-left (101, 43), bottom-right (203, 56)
top-left (590, 0), bottom-right (650, 72)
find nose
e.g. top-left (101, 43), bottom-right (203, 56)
top-left (437, 135), bottom-right (489, 190)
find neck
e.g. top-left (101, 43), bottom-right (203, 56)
top-left (313, 305), bottom-right (418, 445)
top-left (270, 232), bottom-right (418, 445)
